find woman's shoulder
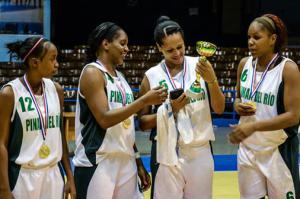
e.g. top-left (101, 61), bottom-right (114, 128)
top-left (240, 56), bottom-right (251, 65)
top-left (43, 78), bottom-right (58, 88)
top-left (184, 55), bottom-right (198, 63)
top-left (0, 85), bottom-right (14, 107)
top-left (43, 78), bottom-right (63, 96)
top-left (238, 56), bottom-right (252, 70)
top-left (283, 58), bottom-right (299, 74)
top-left (145, 61), bottom-right (163, 74)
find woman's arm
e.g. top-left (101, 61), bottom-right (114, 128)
top-left (54, 83), bottom-right (76, 199)
top-left (81, 67), bottom-right (167, 129)
top-left (138, 76), bottom-right (157, 131)
top-left (133, 144), bottom-right (151, 192)
top-left (196, 60), bottom-right (225, 114)
top-left (0, 87), bottom-right (15, 199)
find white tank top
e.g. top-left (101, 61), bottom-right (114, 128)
top-left (73, 62), bottom-right (135, 167)
top-left (5, 78), bottom-right (62, 169)
top-left (239, 56), bottom-right (291, 151)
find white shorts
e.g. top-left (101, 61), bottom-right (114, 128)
top-left (238, 144), bottom-right (296, 199)
top-left (12, 164), bottom-right (64, 199)
top-left (75, 153), bottom-right (142, 199)
top-left (154, 143), bottom-right (214, 199)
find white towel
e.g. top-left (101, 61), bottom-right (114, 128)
top-left (156, 101), bottom-right (178, 166)
top-left (177, 109), bottom-right (194, 144)
top-left (156, 101), bottom-right (195, 166)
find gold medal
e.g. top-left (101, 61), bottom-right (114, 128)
top-left (39, 144), bottom-right (50, 159)
top-left (122, 118), bottom-right (131, 129)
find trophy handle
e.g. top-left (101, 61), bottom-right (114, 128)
top-left (196, 72), bottom-right (201, 83)
top-left (199, 56), bottom-right (207, 62)
top-left (195, 56), bottom-right (207, 83)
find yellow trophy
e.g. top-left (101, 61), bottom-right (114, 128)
top-left (186, 41), bottom-right (217, 99)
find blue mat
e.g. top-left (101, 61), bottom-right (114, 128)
top-left (141, 154), bottom-right (237, 172)
top-left (214, 155), bottom-right (237, 171)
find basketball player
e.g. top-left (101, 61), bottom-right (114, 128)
top-left (138, 16), bottom-right (225, 199)
top-left (72, 22), bottom-right (168, 199)
top-left (230, 14), bottom-right (300, 199)
top-left (0, 37), bottom-right (76, 199)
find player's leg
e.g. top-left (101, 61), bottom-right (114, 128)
top-left (182, 144), bottom-right (214, 199)
top-left (238, 146), bottom-right (267, 199)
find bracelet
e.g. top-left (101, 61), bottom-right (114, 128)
top-left (135, 152), bottom-right (141, 159)
top-left (207, 78), bottom-right (217, 85)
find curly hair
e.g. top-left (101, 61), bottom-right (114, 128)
top-left (263, 14), bottom-right (287, 52)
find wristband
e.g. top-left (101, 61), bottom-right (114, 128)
top-left (135, 152), bottom-right (141, 159)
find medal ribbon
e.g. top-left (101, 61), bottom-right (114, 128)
top-left (250, 53), bottom-right (278, 99)
top-left (23, 75), bottom-right (48, 140)
top-left (115, 78), bottom-right (127, 106)
top-left (162, 58), bottom-right (187, 90)
top-left (96, 60), bottom-right (127, 106)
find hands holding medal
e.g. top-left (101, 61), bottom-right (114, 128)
top-left (230, 99), bottom-right (257, 144)
top-left (234, 99), bottom-right (256, 116)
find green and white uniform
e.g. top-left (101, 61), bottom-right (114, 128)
top-left (238, 56), bottom-right (300, 199)
top-left (4, 78), bottom-right (64, 199)
top-left (146, 56), bottom-right (214, 199)
top-left (73, 62), bottom-right (141, 199)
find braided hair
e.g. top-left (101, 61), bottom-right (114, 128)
top-left (154, 16), bottom-right (184, 46)
top-left (253, 14), bottom-right (288, 53)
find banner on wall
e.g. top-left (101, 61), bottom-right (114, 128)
top-left (0, 0), bottom-right (50, 61)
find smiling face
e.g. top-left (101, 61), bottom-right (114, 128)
top-left (107, 29), bottom-right (129, 66)
top-left (247, 21), bottom-right (276, 58)
top-left (157, 32), bottom-right (185, 67)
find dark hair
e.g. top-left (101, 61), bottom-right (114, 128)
top-left (6, 37), bottom-right (49, 65)
top-left (253, 14), bottom-right (287, 52)
top-left (154, 16), bottom-right (184, 46)
top-left (87, 22), bottom-right (123, 62)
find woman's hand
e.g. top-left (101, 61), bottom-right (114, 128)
top-left (137, 162), bottom-right (151, 192)
top-left (228, 122), bottom-right (256, 144)
top-left (64, 179), bottom-right (76, 199)
top-left (170, 92), bottom-right (188, 114)
top-left (234, 101), bottom-right (256, 116)
top-left (142, 86), bottom-right (168, 106)
top-left (196, 60), bottom-right (217, 83)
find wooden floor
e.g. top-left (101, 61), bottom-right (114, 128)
top-left (143, 171), bottom-right (240, 199)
